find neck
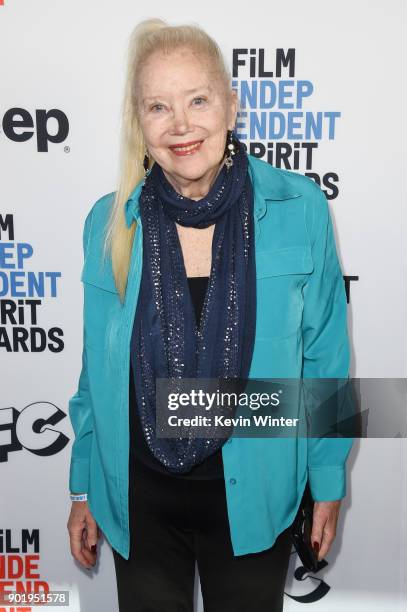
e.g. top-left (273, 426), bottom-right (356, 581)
top-left (162, 158), bottom-right (225, 201)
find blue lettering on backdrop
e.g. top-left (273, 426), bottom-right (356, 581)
top-left (0, 216), bottom-right (64, 352)
top-left (0, 242), bottom-right (61, 297)
top-left (232, 48), bottom-right (342, 197)
top-left (233, 80), bottom-right (340, 140)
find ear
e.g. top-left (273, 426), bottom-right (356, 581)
top-left (228, 89), bottom-right (238, 130)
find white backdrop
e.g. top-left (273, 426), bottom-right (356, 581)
top-left (1, 0), bottom-right (406, 610)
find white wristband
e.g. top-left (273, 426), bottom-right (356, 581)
top-left (70, 493), bottom-right (88, 502)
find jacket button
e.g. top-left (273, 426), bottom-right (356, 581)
top-left (229, 478), bottom-right (237, 485)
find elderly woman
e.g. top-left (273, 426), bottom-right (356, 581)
top-left (67, 18), bottom-right (353, 612)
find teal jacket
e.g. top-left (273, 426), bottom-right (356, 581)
top-left (68, 154), bottom-right (353, 560)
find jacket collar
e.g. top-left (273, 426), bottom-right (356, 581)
top-left (124, 154), bottom-right (301, 228)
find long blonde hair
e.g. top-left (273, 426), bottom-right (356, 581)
top-left (102, 18), bottom-right (234, 303)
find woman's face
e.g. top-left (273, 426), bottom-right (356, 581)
top-left (137, 47), bottom-right (237, 192)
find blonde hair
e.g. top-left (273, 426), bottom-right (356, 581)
top-left (102, 18), bottom-right (234, 303)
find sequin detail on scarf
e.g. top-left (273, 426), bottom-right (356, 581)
top-left (130, 144), bottom-right (256, 472)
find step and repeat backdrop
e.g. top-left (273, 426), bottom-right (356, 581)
top-left (1, 0), bottom-right (406, 610)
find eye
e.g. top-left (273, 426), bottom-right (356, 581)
top-left (150, 103), bottom-right (165, 113)
top-left (192, 96), bottom-right (207, 106)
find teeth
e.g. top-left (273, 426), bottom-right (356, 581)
top-left (172, 142), bottom-right (201, 152)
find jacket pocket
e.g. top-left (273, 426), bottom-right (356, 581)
top-left (255, 246), bottom-right (314, 339)
top-left (81, 253), bottom-right (119, 294)
top-left (81, 254), bottom-right (119, 350)
top-left (255, 245), bottom-right (314, 279)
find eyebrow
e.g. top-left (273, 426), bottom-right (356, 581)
top-left (142, 85), bottom-right (212, 103)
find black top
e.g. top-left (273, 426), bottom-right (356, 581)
top-left (129, 276), bottom-right (224, 479)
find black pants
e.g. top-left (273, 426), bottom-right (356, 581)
top-left (113, 454), bottom-right (293, 612)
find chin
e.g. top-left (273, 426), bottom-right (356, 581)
top-left (173, 165), bottom-right (211, 181)
top-left (171, 156), bottom-right (221, 179)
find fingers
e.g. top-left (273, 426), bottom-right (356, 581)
top-left (67, 503), bottom-right (98, 570)
top-left (310, 511), bottom-right (324, 561)
top-left (81, 529), bottom-right (98, 567)
top-left (318, 523), bottom-right (336, 561)
top-left (69, 525), bottom-right (95, 569)
top-left (84, 513), bottom-right (99, 549)
top-left (311, 501), bottom-right (340, 561)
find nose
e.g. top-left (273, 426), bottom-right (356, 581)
top-left (170, 105), bottom-right (192, 134)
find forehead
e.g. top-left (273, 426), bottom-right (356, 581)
top-left (139, 48), bottom-right (221, 97)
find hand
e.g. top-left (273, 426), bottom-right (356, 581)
top-left (67, 499), bottom-right (101, 569)
top-left (311, 499), bottom-right (341, 561)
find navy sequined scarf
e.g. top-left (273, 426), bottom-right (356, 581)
top-left (130, 142), bottom-right (256, 473)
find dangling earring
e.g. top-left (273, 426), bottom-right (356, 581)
top-left (142, 147), bottom-right (151, 185)
top-left (224, 129), bottom-right (237, 169)
top-left (143, 147), bottom-right (149, 172)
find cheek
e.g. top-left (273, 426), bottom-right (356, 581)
top-left (207, 131), bottom-right (226, 158)
top-left (143, 128), bottom-right (159, 150)
top-left (206, 119), bottom-right (227, 147)
top-left (140, 117), bottom-right (163, 148)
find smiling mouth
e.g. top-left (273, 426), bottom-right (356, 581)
top-left (169, 140), bottom-right (203, 156)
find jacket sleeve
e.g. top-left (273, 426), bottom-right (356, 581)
top-left (302, 184), bottom-right (354, 501)
top-left (68, 209), bottom-right (94, 494)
